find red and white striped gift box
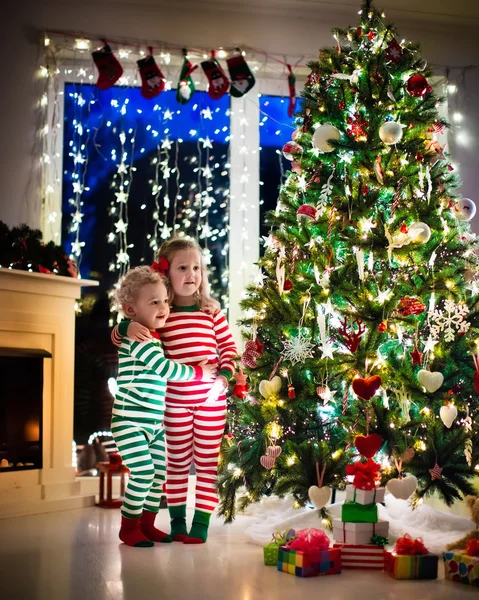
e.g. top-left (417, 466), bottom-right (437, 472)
top-left (333, 543), bottom-right (385, 570)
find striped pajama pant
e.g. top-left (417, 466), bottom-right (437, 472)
top-left (111, 415), bottom-right (166, 518)
top-left (163, 401), bottom-right (227, 514)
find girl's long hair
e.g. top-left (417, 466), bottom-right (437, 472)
top-left (156, 237), bottom-right (213, 305)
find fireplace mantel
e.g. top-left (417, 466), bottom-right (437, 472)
top-left (0, 268), bottom-right (98, 517)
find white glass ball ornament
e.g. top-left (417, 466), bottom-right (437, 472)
top-left (407, 222), bottom-right (431, 244)
top-left (379, 121), bottom-right (403, 145)
top-left (313, 123), bottom-right (341, 152)
top-left (282, 141), bottom-right (302, 161)
top-left (453, 198), bottom-right (476, 222)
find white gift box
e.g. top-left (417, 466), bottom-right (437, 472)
top-left (345, 484), bottom-right (385, 505)
top-left (332, 543), bottom-right (385, 570)
top-left (332, 519), bottom-right (389, 545)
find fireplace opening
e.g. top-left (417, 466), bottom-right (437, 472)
top-left (0, 348), bottom-right (51, 472)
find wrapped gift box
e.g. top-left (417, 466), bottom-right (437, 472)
top-left (333, 543), bottom-right (384, 570)
top-left (341, 500), bottom-right (378, 523)
top-left (277, 546), bottom-right (342, 578)
top-left (263, 542), bottom-right (280, 566)
top-left (332, 518), bottom-right (389, 545)
top-left (345, 484), bottom-right (385, 505)
top-left (384, 550), bottom-right (438, 580)
top-left (444, 551), bottom-right (479, 587)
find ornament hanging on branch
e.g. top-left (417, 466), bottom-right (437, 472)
top-left (338, 317), bottom-right (365, 353)
top-left (226, 49), bottom-right (255, 97)
top-left (378, 321), bottom-right (387, 333)
top-left (352, 375), bottom-right (382, 401)
top-left (241, 337), bottom-right (264, 369)
top-left (407, 221), bottom-right (431, 244)
top-left (417, 369), bottom-right (444, 393)
top-left (296, 204), bottom-right (318, 223)
top-left (176, 49), bottom-right (198, 104)
top-left (313, 123), bottom-right (341, 152)
top-left (429, 462), bottom-right (443, 480)
top-left (386, 455), bottom-right (418, 500)
top-left (453, 198), bottom-right (476, 222)
top-left (354, 433), bottom-right (383, 459)
top-left (201, 55), bottom-right (230, 100)
top-left (282, 331), bottom-right (315, 365)
top-left (406, 74), bottom-right (432, 97)
top-left (282, 141), bottom-right (302, 161)
top-left (137, 48), bottom-right (165, 99)
top-left (286, 64), bottom-right (296, 117)
top-left (232, 370), bottom-right (249, 399)
top-left (439, 402), bottom-right (458, 428)
top-left (91, 43), bottom-right (123, 90)
top-left (430, 298), bottom-right (470, 341)
top-left (385, 38), bottom-right (403, 63)
top-left (410, 346), bottom-right (423, 366)
top-left (308, 462), bottom-right (331, 509)
top-left (258, 376), bottom-right (282, 399)
top-left (316, 385), bottom-right (336, 403)
top-left (346, 112), bottom-right (368, 141)
top-left (379, 121), bottom-right (403, 145)
top-left (396, 296), bottom-right (426, 317)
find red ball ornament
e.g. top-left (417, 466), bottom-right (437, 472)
top-left (378, 321), bottom-right (387, 333)
top-left (415, 153), bottom-right (424, 162)
top-left (400, 223), bottom-right (409, 234)
top-left (338, 100), bottom-right (346, 110)
top-left (406, 74), bottom-right (432, 97)
top-left (282, 141), bottom-right (302, 161)
top-left (367, 31), bottom-right (375, 41)
top-left (284, 280), bottom-right (293, 291)
top-left (296, 204), bottom-right (318, 222)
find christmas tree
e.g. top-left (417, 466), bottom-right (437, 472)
top-left (218, 0), bottom-right (479, 524)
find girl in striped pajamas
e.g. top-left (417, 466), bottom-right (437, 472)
top-left (112, 238), bottom-right (237, 544)
top-left (112, 266), bottom-right (216, 547)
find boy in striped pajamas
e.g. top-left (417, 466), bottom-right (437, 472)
top-left (112, 266), bottom-right (216, 547)
top-left (112, 238), bottom-right (238, 544)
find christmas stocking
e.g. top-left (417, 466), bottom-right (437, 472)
top-left (286, 64), bottom-right (296, 117)
top-left (137, 50), bottom-right (165, 99)
top-left (176, 50), bottom-right (198, 105)
top-left (201, 58), bottom-right (229, 100)
top-left (92, 44), bottom-right (123, 90)
top-left (226, 51), bottom-right (255, 98)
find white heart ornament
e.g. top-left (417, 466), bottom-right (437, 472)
top-left (266, 445), bottom-right (282, 458)
top-left (260, 455), bottom-right (276, 470)
top-left (440, 404), bottom-right (458, 428)
top-left (386, 475), bottom-right (418, 500)
top-left (417, 369), bottom-right (443, 393)
top-left (259, 376), bottom-right (282, 399)
top-left (308, 486), bottom-right (331, 509)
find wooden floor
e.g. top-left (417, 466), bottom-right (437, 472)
top-left (0, 502), bottom-right (476, 600)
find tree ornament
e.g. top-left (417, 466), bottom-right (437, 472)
top-left (397, 296), bottom-right (426, 316)
top-left (287, 383), bottom-right (296, 399)
top-left (232, 370), bottom-right (249, 398)
top-left (430, 299), bottom-right (470, 341)
top-left (137, 51), bottom-right (166, 99)
top-left (402, 447), bottom-right (415, 463)
top-left (400, 223), bottom-right (409, 234)
top-left (410, 346), bottom-right (423, 366)
top-left (291, 128), bottom-right (301, 140)
top-left (352, 375), bottom-right (382, 401)
top-left (266, 445), bottom-right (282, 458)
top-left (385, 38), bottom-right (403, 63)
top-left (258, 375), bottom-right (282, 399)
top-left (378, 321), bottom-right (387, 333)
top-left (453, 198), bottom-right (476, 222)
top-left (282, 331), bottom-right (314, 365)
top-left (282, 141), bottom-right (302, 161)
top-left (379, 121), bottom-right (403, 145)
top-left (226, 50), bottom-right (255, 98)
top-left (291, 161), bottom-right (302, 175)
top-left (338, 317), bottom-right (366, 353)
top-left (260, 455), bottom-right (276, 469)
top-left (91, 43), bottom-right (123, 90)
top-left (354, 433), bottom-right (383, 458)
top-left (346, 112), bottom-right (368, 140)
top-left (286, 64), bottom-right (296, 118)
top-left (201, 57), bottom-right (230, 100)
top-left (316, 385), bottom-right (336, 403)
top-left (176, 50), bottom-right (198, 104)
top-left (386, 475), bottom-right (418, 500)
top-left (417, 369), bottom-right (444, 393)
top-left (308, 486), bottom-right (331, 509)
top-left (284, 280), bottom-right (293, 291)
top-left (241, 339), bottom-right (264, 369)
top-left (440, 403), bottom-right (458, 428)
top-left (429, 463), bottom-right (443, 480)
top-left (296, 204), bottom-right (318, 222)
top-left (374, 155), bottom-right (384, 183)
top-left (406, 74), bottom-right (432, 97)
top-left (313, 123), bottom-right (341, 152)
top-left (407, 222), bottom-right (431, 244)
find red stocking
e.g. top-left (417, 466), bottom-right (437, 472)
top-left (137, 49), bottom-right (165, 99)
top-left (201, 57), bottom-right (229, 100)
top-left (92, 44), bottom-right (123, 90)
top-left (286, 64), bottom-right (296, 117)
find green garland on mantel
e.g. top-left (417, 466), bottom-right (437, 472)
top-left (0, 221), bottom-right (78, 278)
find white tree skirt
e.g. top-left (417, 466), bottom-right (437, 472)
top-left (243, 494), bottom-right (474, 554)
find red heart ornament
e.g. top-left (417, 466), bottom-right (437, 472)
top-left (354, 433), bottom-right (383, 458)
top-left (352, 375), bottom-right (382, 400)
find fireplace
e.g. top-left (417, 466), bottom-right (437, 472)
top-left (0, 348), bottom-right (51, 473)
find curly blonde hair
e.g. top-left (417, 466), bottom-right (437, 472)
top-left (156, 237), bottom-right (213, 304)
top-left (115, 266), bottom-right (169, 310)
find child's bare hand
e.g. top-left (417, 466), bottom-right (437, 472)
top-left (127, 321), bottom-right (152, 342)
top-left (201, 299), bottom-right (221, 316)
top-left (198, 360), bottom-right (217, 381)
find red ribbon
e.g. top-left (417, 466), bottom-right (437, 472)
top-left (151, 256), bottom-right (169, 275)
top-left (466, 539), bottom-right (479, 556)
top-left (286, 528), bottom-right (330, 551)
top-left (346, 458), bottom-right (381, 490)
top-left (395, 534), bottom-right (428, 556)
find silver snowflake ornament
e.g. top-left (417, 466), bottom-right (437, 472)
top-left (430, 298), bottom-right (470, 342)
top-left (283, 331), bottom-right (315, 365)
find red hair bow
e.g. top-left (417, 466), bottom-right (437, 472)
top-left (151, 256), bottom-right (169, 275)
top-left (466, 539), bottom-right (479, 556)
top-left (395, 534), bottom-right (428, 556)
top-left (346, 458), bottom-right (381, 490)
